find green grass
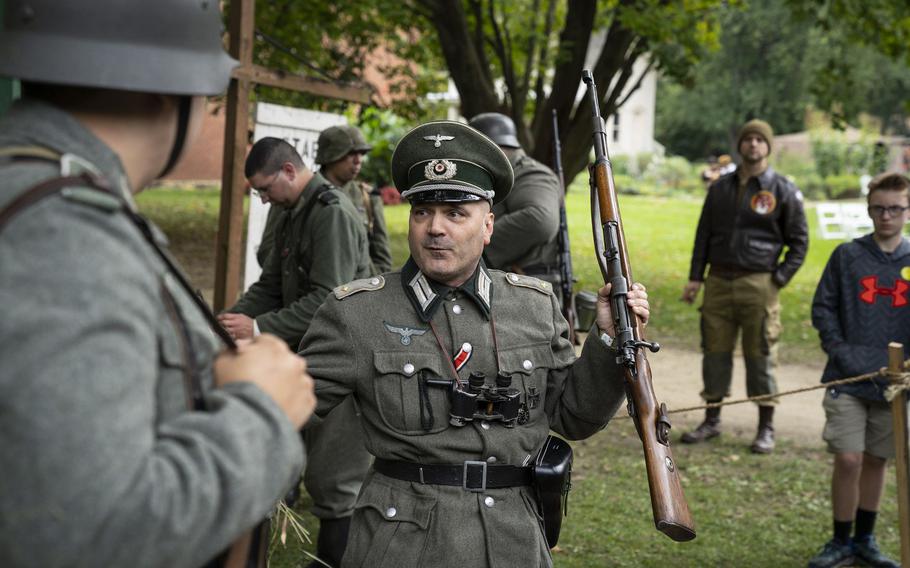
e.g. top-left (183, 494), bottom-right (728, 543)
top-left (382, 178), bottom-right (841, 364)
top-left (135, 183), bottom-right (847, 364)
top-left (134, 186), bottom-right (903, 567)
top-left (265, 419), bottom-right (901, 567)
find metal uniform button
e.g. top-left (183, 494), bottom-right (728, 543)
top-left (403, 363), bottom-right (415, 375)
top-left (509, 273), bottom-right (519, 282)
top-left (370, 277), bottom-right (380, 285)
top-left (386, 507), bottom-right (397, 518)
top-left (522, 359), bottom-right (533, 371)
top-left (480, 421), bottom-right (490, 430)
top-left (486, 456), bottom-right (497, 464)
top-left (452, 304), bottom-right (463, 314)
top-left (484, 496), bottom-right (495, 508)
top-left (462, 342), bottom-right (472, 353)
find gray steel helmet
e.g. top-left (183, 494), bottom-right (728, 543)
top-left (315, 125), bottom-right (373, 165)
top-left (0, 0), bottom-right (237, 96)
top-left (468, 112), bottom-right (521, 149)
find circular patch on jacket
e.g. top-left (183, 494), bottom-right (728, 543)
top-left (901, 266), bottom-right (910, 281)
top-left (750, 191), bottom-right (777, 215)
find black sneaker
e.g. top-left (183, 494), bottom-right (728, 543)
top-left (853, 535), bottom-right (899, 568)
top-left (807, 539), bottom-right (854, 568)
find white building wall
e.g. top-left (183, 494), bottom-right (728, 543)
top-left (603, 58), bottom-right (662, 157)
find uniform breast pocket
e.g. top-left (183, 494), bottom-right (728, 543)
top-left (372, 351), bottom-right (452, 435)
top-left (498, 342), bottom-right (555, 425)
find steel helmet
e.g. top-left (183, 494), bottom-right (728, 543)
top-left (0, 0), bottom-right (237, 95)
top-left (468, 112), bottom-right (521, 149)
top-left (315, 125), bottom-right (373, 165)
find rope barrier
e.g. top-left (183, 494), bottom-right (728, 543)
top-left (656, 360), bottom-right (910, 416)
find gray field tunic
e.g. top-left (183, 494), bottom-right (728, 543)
top-left (0, 99), bottom-right (304, 567)
top-left (300, 261), bottom-right (626, 567)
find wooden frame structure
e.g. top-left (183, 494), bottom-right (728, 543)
top-left (887, 343), bottom-right (910, 566)
top-left (213, 0), bottom-right (371, 311)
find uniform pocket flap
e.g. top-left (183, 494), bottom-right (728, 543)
top-left (498, 342), bottom-right (555, 375)
top-left (356, 478), bottom-right (437, 530)
top-left (373, 351), bottom-right (446, 378)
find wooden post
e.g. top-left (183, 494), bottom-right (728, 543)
top-left (887, 342), bottom-right (910, 567)
top-left (211, 0), bottom-right (371, 311)
top-left (213, 0), bottom-right (255, 311)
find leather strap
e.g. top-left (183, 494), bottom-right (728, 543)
top-left (373, 457), bottom-right (532, 492)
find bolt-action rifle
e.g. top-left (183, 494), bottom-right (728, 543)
top-left (582, 69), bottom-right (696, 542)
top-left (551, 109), bottom-right (578, 345)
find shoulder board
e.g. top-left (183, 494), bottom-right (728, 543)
top-left (504, 272), bottom-right (553, 295)
top-left (318, 185), bottom-right (340, 205)
top-left (60, 186), bottom-right (122, 212)
top-left (334, 275), bottom-right (386, 300)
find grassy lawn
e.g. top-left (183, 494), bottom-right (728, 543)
top-left (135, 185), bottom-right (904, 567)
top-left (137, 182), bottom-right (843, 365)
top-left (265, 418), bottom-right (901, 567)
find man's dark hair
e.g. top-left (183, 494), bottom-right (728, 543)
top-left (867, 172), bottom-right (910, 199)
top-left (245, 137), bottom-right (304, 178)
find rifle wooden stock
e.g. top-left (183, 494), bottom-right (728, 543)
top-left (582, 69), bottom-right (696, 542)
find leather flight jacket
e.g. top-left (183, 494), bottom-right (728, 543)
top-left (688, 167), bottom-right (809, 287)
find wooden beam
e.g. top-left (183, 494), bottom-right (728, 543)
top-left (213, 0), bottom-right (255, 311)
top-left (888, 342), bottom-right (910, 568)
top-left (232, 65), bottom-right (372, 105)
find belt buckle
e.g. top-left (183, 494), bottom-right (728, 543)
top-left (463, 460), bottom-right (487, 492)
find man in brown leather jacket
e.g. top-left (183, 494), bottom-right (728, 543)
top-left (680, 119), bottom-right (809, 454)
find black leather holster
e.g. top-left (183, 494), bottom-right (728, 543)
top-left (532, 435), bottom-right (573, 548)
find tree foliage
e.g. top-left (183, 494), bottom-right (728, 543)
top-left (656, 0), bottom-right (910, 159)
top-left (240, 0), bottom-right (725, 184)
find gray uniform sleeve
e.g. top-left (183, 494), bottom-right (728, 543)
top-left (0, 205), bottom-right (304, 568)
top-left (542, 293), bottom-right (627, 439)
top-left (485, 168), bottom-right (561, 268)
top-left (299, 296), bottom-right (360, 418)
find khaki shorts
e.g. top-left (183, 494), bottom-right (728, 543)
top-left (822, 390), bottom-right (898, 459)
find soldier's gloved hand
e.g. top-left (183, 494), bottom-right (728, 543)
top-left (595, 282), bottom-right (650, 335)
top-left (214, 334), bottom-right (315, 429)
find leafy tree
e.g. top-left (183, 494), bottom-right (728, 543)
top-left (656, 0), bottom-right (910, 159)
top-left (238, 0), bottom-right (726, 184)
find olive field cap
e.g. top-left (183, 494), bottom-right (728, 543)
top-left (0, 0), bottom-right (237, 96)
top-left (315, 125), bottom-right (373, 165)
top-left (468, 112), bottom-right (521, 149)
top-left (737, 119), bottom-right (774, 154)
top-left (391, 121), bottom-right (513, 205)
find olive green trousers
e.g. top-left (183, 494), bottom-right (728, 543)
top-left (699, 272), bottom-right (781, 405)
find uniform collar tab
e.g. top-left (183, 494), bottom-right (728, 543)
top-left (401, 258), bottom-right (493, 321)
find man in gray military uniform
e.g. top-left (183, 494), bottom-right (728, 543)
top-left (0, 1), bottom-right (315, 566)
top-left (300, 120), bottom-right (650, 567)
top-left (218, 137), bottom-right (373, 567)
top-left (468, 113), bottom-right (563, 294)
top-left (317, 124), bottom-right (393, 274)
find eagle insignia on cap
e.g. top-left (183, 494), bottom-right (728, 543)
top-left (424, 159), bottom-right (457, 181)
top-left (423, 134), bottom-right (454, 148)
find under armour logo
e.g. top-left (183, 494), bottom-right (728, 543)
top-left (423, 134), bottom-right (454, 148)
top-left (859, 276), bottom-right (908, 307)
top-left (384, 322), bottom-right (428, 345)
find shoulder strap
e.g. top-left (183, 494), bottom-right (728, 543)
top-left (0, 174), bottom-right (94, 233)
top-left (0, 170), bottom-right (235, 350)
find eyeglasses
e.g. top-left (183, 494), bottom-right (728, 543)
top-left (255, 170), bottom-right (281, 194)
top-left (868, 205), bottom-right (910, 218)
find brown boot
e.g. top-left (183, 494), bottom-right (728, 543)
top-left (750, 406), bottom-right (775, 454)
top-left (681, 404), bottom-right (721, 444)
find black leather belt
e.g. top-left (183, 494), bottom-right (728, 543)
top-left (374, 458), bottom-right (533, 492)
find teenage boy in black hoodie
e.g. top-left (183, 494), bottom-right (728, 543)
top-left (808, 172), bottom-right (910, 568)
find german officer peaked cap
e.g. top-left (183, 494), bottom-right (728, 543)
top-left (391, 121), bottom-right (513, 205)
